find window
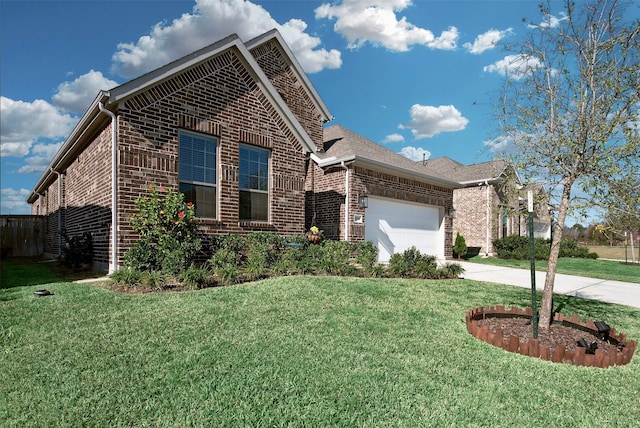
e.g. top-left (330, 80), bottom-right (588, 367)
top-left (179, 131), bottom-right (217, 218)
top-left (239, 144), bottom-right (269, 221)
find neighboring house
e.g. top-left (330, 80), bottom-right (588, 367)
top-left (421, 157), bottom-right (551, 256)
top-left (28, 30), bottom-right (457, 271)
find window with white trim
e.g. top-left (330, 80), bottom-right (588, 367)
top-left (179, 131), bottom-right (217, 218)
top-left (239, 144), bottom-right (269, 221)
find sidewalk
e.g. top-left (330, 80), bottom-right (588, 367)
top-left (457, 261), bottom-right (640, 309)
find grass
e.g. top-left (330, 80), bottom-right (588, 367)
top-left (0, 257), bottom-right (105, 289)
top-left (587, 244), bottom-right (639, 262)
top-left (1, 261), bottom-right (640, 426)
top-left (467, 256), bottom-right (640, 284)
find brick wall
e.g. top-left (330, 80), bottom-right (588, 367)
top-left (250, 41), bottom-right (325, 149)
top-left (116, 47), bottom-right (315, 263)
top-left (453, 184), bottom-right (501, 255)
top-left (64, 124), bottom-right (113, 269)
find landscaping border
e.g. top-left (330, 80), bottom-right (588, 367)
top-left (465, 305), bottom-right (637, 368)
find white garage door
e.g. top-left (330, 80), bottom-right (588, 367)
top-left (365, 197), bottom-right (444, 263)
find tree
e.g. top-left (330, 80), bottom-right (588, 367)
top-left (496, 0), bottom-right (640, 328)
top-left (454, 232), bottom-right (468, 260)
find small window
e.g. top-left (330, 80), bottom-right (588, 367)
top-left (179, 131), bottom-right (217, 218)
top-left (239, 144), bottom-right (269, 221)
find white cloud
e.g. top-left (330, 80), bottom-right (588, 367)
top-left (527, 13), bottom-right (568, 29)
top-left (402, 104), bottom-right (469, 139)
top-left (483, 54), bottom-right (542, 80)
top-left (0, 188), bottom-right (32, 214)
top-left (463, 28), bottom-right (512, 54)
top-left (315, 0), bottom-right (458, 51)
top-left (52, 70), bottom-right (118, 113)
top-left (399, 146), bottom-right (430, 161)
top-left (15, 143), bottom-right (62, 174)
top-left (0, 97), bottom-right (76, 157)
top-left (111, 0), bottom-right (341, 77)
top-left (483, 135), bottom-right (513, 153)
top-left (383, 133), bottom-right (404, 143)
top-left (429, 26), bottom-right (459, 50)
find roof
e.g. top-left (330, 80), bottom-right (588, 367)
top-left (420, 156), bottom-right (519, 186)
top-left (311, 124), bottom-right (460, 189)
top-left (28, 29), bottom-right (329, 203)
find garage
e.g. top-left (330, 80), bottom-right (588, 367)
top-left (364, 197), bottom-right (444, 263)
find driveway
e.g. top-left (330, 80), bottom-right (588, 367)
top-left (457, 261), bottom-right (640, 309)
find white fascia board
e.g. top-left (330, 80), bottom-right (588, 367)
top-left (27, 91), bottom-right (111, 203)
top-left (310, 153), bottom-right (355, 167)
top-left (458, 177), bottom-right (500, 186)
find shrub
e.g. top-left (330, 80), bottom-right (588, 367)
top-left (180, 265), bottom-right (212, 289)
top-left (493, 235), bottom-right (597, 260)
top-left (453, 232), bottom-right (467, 259)
top-left (356, 241), bottom-right (378, 270)
top-left (59, 231), bottom-right (93, 269)
top-left (560, 239), bottom-right (598, 258)
top-left (126, 185), bottom-right (202, 273)
top-left (110, 267), bottom-right (143, 287)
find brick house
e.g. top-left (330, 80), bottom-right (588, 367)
top-left (421, 157), bottom-right (551, 255)
top-left (28, 30), bottom-right (457, 271)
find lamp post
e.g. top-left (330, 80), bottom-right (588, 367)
top-left (527, 190), bottom-right (538, 339)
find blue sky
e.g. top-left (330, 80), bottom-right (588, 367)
top-left (1, 0), bottom-right (574, 215)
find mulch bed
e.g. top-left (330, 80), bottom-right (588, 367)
top-left (477, 317), bottom-right (616, 356)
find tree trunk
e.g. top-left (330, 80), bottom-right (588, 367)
top-left (539, 181), bottom-right (573, 329)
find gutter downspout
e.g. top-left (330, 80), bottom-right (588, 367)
top-left (341, 161), bottom-right (350, 241)
top-left (50, 168), bottom-right (63, 256)
top-left (485, 180), bottom-right (490, 256)
top-left (98, 102), bottom-right (118, 273)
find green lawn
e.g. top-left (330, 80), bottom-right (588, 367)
top-left (467, 256), bottom-right (640, 284)
top-left (2, 270), bottom-right (639, 426)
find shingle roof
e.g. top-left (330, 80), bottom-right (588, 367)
top-left (421, 157), bottom-right (512, 185)
top-left (313, 124), bottom-right (460, 188)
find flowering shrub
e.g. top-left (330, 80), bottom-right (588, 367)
top-left (125, 185), bottom-right (202, 273)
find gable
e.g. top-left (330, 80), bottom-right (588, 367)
top-left (28, 30), bottom-right (323, 203)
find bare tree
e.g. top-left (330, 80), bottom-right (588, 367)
top-left (497, 0), bottom-right (640, 328)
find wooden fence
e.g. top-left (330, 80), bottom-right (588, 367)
top-left (0, 215), bottom-right (44, 258)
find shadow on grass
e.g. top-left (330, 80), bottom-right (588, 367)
top-left (0, 257), bottom-right (104, 290)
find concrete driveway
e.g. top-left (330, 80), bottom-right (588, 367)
top-left (457, 261), bottom-right (640, 309)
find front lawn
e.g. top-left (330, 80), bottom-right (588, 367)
top-left (2, 276), bottom-right (639, 426)
top-left (468, 256), bottom-right (640, 284)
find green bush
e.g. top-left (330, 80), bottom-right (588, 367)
top-left (493, 235), bottom-right (597, 260)
top-left (356, 241), bottom-right (379, 270)
top-left (59, 231), bottom-right (93, 269)
top-left (388, 246), bottom-right (461, 279)
top-left (453, 232), bottom-right (467, 259)
top-left (180, 265), bottom-right (212, 289)
top-left (110, 267), bottom-right (143, 287)
top-left (125, 185), bottom-right (202, 273)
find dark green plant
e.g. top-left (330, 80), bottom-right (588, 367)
top-left (356, 241), bottom-right (378, 270)
top-left (493, 235), bottom-right (597, 260)
top-left (126, 185), bottom-right (202, 273)
top-left (58, 231), bottom-right (93, 269)
top-left (141, 271), bottom-right (168, 290)
top-left (109, 267), bottom-right (142, 287)
top-left (209, 247), bottom-right (242, 270)
top-left (442, 262), bottom-right (465, 278)
top-left (453, 232), bottom-right (468, 260)
top-left (180, 265), bottom-right (212, 289)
